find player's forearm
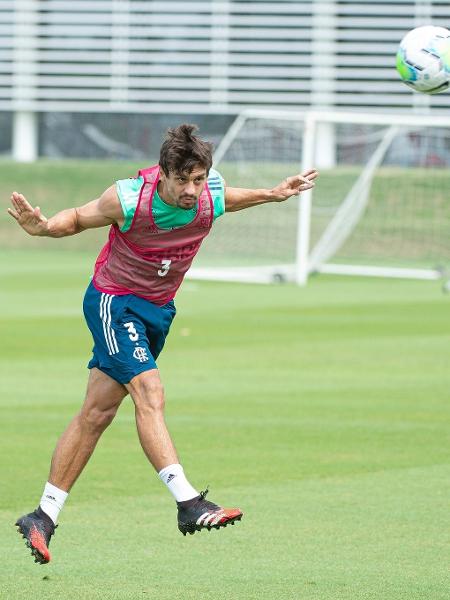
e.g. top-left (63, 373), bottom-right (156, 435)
top-left (45, 208), bottom-right (84, 237)
top-left (224, 187), bottom-right (275, 212)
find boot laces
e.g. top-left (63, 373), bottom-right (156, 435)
top-left (198, 488), bottom-right (220, 512)
top-left (199, 488), bottom-right (209, 500)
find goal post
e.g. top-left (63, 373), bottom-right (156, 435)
top-left (302, 110), bottom-right (450, 283)
top-left (188, 109), bottom-right (450, 284)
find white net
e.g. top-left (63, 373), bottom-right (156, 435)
top-left (194, 112), bottom-right (450, 281)
top-left (314, 123), bottom-right (450, 275)
top-left (196, 117), bottom-right (305, 270)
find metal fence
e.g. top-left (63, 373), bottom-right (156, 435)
top-left (1, 0), bottom-right (450, 159)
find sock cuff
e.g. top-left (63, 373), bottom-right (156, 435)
top-left (158, 463), bottom-right (183, 483)
top-left (44, 481), bottom-right (69, 503)
top-left (158, 463), bottom-right (198, 502)
top-left (40, 481), bottom-right (69, 525)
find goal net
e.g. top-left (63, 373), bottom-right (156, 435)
top-left (189, 109), bottom-right (450, 284)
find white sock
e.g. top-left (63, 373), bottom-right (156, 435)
top-left (158, 464), bottom-right (199, 502)
top-left (39, 482), bottom-right (69, 525)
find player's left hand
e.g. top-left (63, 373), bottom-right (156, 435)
top-left (271, 169), bottom-right (318, 202)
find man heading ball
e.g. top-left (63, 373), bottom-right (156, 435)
top-left (8, 124), bottom-right (317, 564)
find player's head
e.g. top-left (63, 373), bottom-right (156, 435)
top-left (158, 124), bottom-right (214, 210)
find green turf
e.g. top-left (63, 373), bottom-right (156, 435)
top-left (1, 248), bottom-right (449, 600)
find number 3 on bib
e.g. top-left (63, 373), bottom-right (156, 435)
top-left (158, 259), bottom-right (172, 277)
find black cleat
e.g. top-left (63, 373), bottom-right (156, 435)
top-left (177, 489), bottom-right (243, 536)
top-left (15, 507), bottom-right (57, 564)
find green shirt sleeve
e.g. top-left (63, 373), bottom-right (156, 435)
top-left (116, 176), bottom-right (143, 232)
top-left (207, 168), bottom-right (226, 221)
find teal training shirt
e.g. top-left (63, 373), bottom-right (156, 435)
top-left (116, 168), bottom-right (226, 232)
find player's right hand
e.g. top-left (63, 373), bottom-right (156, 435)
top-left (8, 192), bottom-right (49, 236)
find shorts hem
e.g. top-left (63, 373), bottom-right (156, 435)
top-left (88, 363), bottom-right (157, 385)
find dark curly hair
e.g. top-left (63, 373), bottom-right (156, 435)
top-left (159, 124), bottom-right (213, 176)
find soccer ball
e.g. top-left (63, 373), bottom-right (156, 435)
top-left (396, 25), bottom-right (450, 94)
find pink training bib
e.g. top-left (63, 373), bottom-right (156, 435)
top-left (93, 165), bottom-right (214, 305)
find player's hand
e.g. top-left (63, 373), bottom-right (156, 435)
top-left (271, 169), bottom-right (318, 202)
top-left (8, 192), bottom-right (49, 236)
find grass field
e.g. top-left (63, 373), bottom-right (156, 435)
top-left (1, 245), bottom-right (449, 600)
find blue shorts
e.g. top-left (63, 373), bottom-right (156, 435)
top-left (83, 281), bottom-right (176, 384)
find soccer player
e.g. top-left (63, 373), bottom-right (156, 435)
top-left (8, 124), bottom-right (318, 564)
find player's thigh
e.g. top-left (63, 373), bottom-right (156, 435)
top-left (81, 367), bottom-right (128, 416)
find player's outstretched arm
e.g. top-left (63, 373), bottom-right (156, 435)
top-left (224, 168), bottom-right (318, 212)
top-left (7, 185), bottom-right (123, 237)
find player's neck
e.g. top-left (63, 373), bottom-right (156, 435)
top-left (157, 180), bottom-right (176, 207)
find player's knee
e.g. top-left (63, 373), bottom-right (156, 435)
top-left (129, 374), bottom-right (165, 413)
top-left (139, 381), bottom-right (165, 412)
top-left (81, 405), bottom-right (117, 433)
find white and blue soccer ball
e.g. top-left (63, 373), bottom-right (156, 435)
top-left (396, 25), bottom-right (450, 94)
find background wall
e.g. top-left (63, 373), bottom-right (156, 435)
top-left (1, 0), bottom-right (450, 160)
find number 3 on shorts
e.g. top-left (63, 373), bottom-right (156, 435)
top-left (158, 259), bottom-right (172, 277)
top-left (124, 322), bottom-right (139, 342)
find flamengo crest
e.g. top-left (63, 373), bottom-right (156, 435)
top-left (133, 347), bottom-right (149, 362)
